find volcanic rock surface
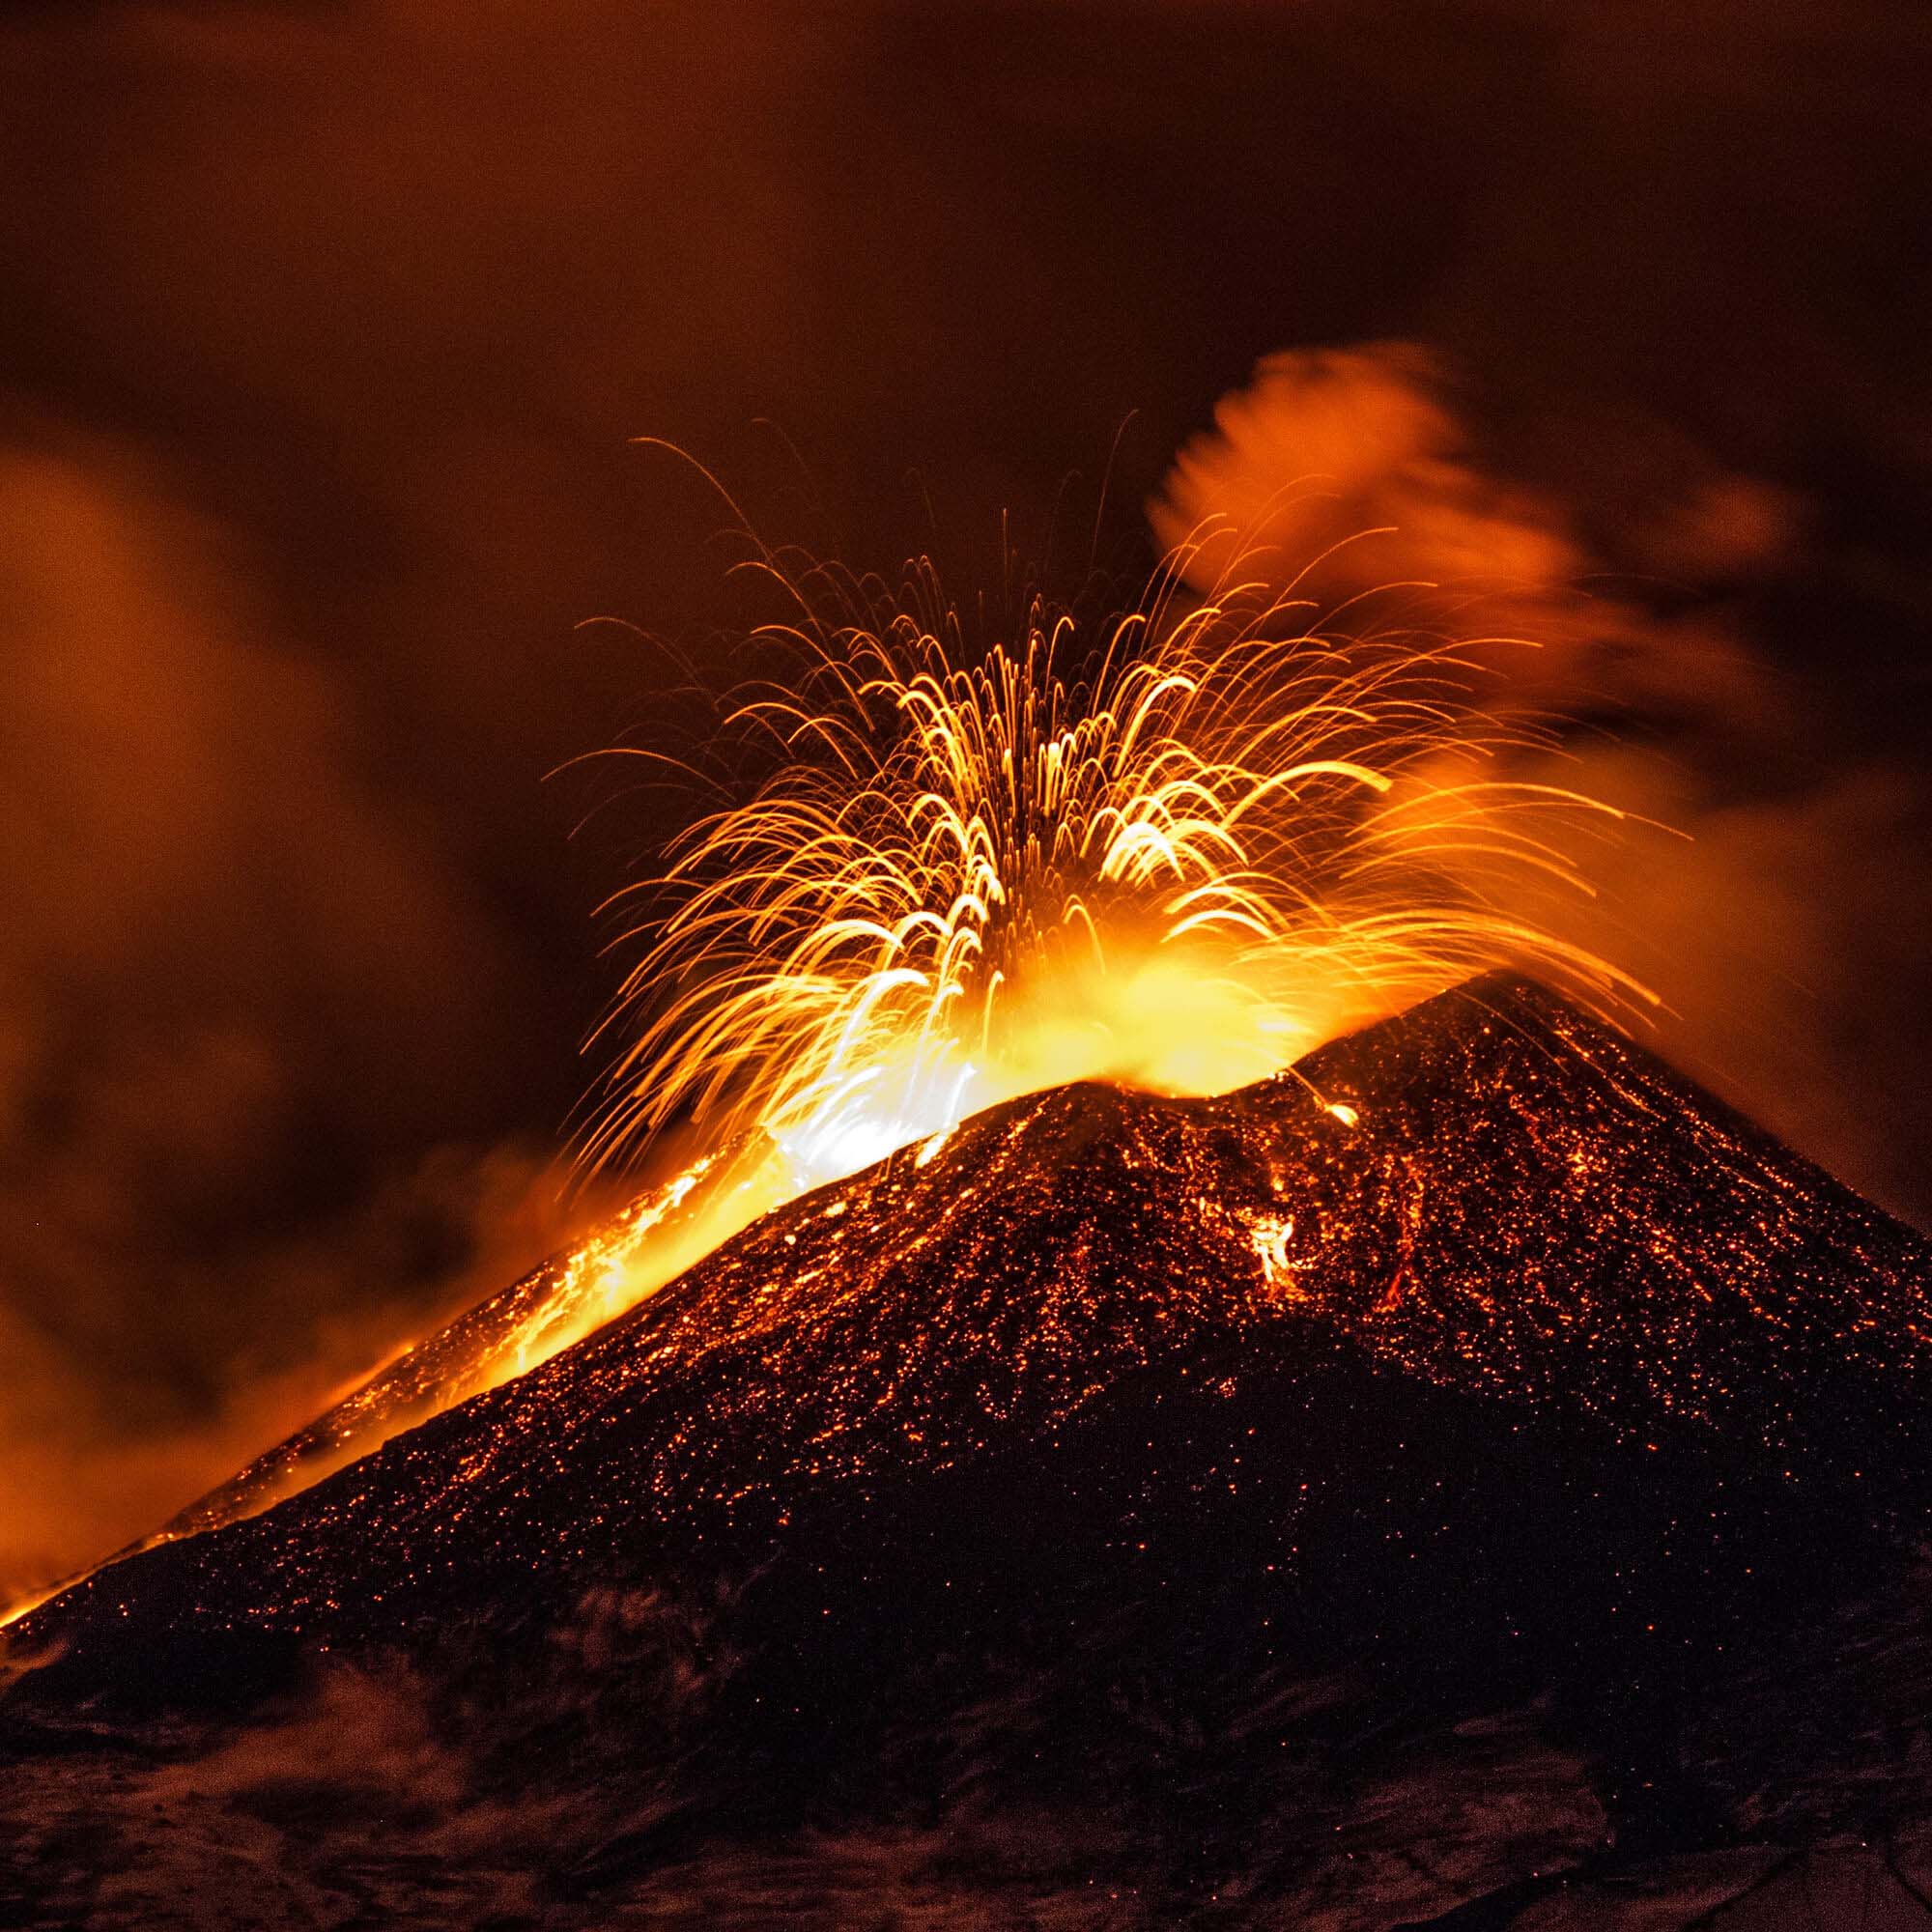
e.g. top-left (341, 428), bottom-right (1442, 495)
top-left (7, 974), bottom-right (1932, 1929)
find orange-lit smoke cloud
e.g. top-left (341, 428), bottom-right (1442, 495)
top-left (1151, 344), bottom-right (1932, 1234)
top-left (0, 443), bottom-right (619, 1605)
top-left (1151, 343), bottom-right (1798, 715)
top-left (1154, 344), bottom-right (1578, 606)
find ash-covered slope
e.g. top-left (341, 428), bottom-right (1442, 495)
top-left (9, 974), bottom-right (1932, 1927)
top-left (18, 973), bottom-right (1928, 1657)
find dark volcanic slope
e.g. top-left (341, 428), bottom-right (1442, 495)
top-left (16, 973), bottom-right (1926, 1662)
top-left (10, 975), bottom-right (1932, 1924)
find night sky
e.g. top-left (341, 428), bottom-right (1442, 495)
top-left (3, 0), bottom-right (1929, 1600)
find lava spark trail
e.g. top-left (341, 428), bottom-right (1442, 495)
top-left (581, 515), bottom-right (1650, 1194)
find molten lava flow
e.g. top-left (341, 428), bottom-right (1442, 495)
top-left (0, 1585), bottom-right (55, 1633)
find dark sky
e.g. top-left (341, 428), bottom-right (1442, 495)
top-left (3, 0), bottom-right (1930, 1597)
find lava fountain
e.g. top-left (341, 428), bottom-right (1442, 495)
top-left (554, 511), bottom-right (1650, 1349)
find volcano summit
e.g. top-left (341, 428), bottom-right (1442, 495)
top-left (8, 977), bottom-right (1932, 1928)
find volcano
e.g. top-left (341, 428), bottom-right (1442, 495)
top-left (8, 974), bottom-right (1932, 1929)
